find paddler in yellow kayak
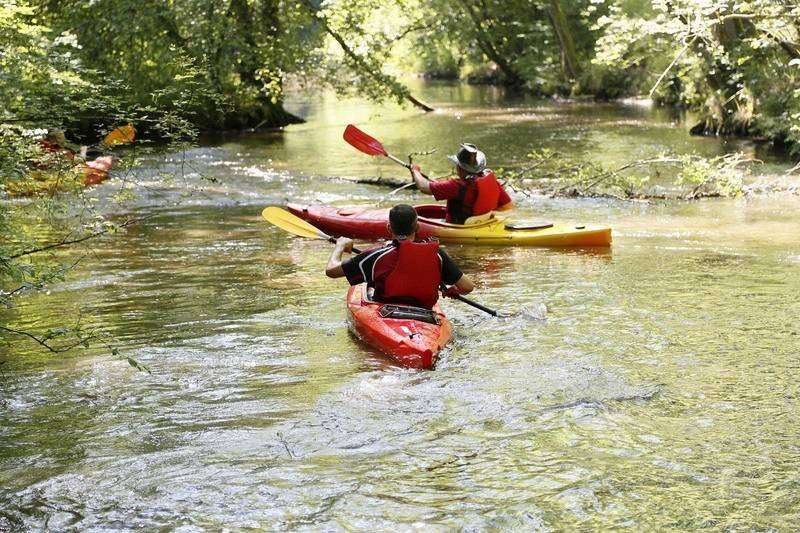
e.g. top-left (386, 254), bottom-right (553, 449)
top-left (409, 143), bottom-right (513, 224)
top-left (325, 204), bottom-right (474, 308)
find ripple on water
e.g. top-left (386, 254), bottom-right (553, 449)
top-left (4, 92), bottom-right (800, 529)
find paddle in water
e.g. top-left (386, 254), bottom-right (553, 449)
top-left (261, 206), bottom-right (511, 317)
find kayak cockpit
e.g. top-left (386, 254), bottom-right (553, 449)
top-left (378, 304), bottom-right (440, 325)
top-left (362, 286), bottom-right (441, 325)
top-left (413, 204), bottom-right (509, 229)
top-left (413, 204), bottom-right (447, 219)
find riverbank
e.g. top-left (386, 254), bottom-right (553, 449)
top-left (408, 69), bottom-right (800, 156)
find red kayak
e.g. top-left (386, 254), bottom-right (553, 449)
top-left (288, 203), bottom-right (612, 247)
top-left (80, 156), bottom-right (113, 185)
top-left (346, 284), bottom-right (452, 369)
top-left (39, 140), bottom-right (113, 185)
top-left (8, 155), bottom-right (114, 197)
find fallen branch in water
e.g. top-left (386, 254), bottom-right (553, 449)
top-left (500, 150), bottom-right (764, 200)
top-left (555, 157), bottom-right (683, 195)
top-left (330, 151), bottom-right (793, 201)
top-left (336, 174), bottom-right (409, 188)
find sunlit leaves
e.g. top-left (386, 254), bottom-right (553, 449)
top-left (592, 0), bottom-right (800, 145)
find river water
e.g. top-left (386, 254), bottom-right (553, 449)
top-left (2, 82), bottom-right (799, 530)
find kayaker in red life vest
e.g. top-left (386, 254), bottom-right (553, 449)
top-left (325, 204), bottom-right (475, 309)
top-left (410, 143), bottom-right (513, 224)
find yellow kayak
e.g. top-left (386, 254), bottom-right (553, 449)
top-left (286, 203), bottom-right (612, 247)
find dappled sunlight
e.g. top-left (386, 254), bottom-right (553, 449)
top-left (3, 0), bottom-right (799, 526)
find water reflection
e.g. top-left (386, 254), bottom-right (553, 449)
top-left (2, 81), bottom-right (799, 529)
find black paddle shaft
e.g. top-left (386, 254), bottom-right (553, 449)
top-left (448, 293), bottom-right (498, 316)
top-left (439, 283), bottom-right (499, 316)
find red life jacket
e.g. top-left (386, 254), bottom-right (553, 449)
top-left (450, 170), bottom-right (502, 223)
top-left (381, 240), bottom-right (442, 309)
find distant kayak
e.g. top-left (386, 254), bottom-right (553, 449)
top-left (80, 156), bottom-right (113, 185)
top-left (346, 284), bottom-right (452, 369)
top-left (288, 203), bottom-right (612, 247)
top-left (6, 142), bottom-right (114, 197)
top-left (38, 140), bottom-right (113, 185)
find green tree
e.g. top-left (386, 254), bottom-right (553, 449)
top-left (302, 0), bottom-right (435, 110)
top-left (547, 0), bottom-right (582, 82)
top-left (33, 0), bottom-right (310, 131)
top-left (408, 0), bottom-right (610, 95)
top-left (595, 0), bottom-right (800, 148)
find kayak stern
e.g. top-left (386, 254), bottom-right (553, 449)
top-left (345, 285), bottom-right (451, 369)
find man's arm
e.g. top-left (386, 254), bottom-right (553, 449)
top-left (444, 274), bottom-right (474, 296)
top-left (495, 181), bottom-right (513, 210)
top-left (410, 164), bottom-right (432, 194)
top-left (325, 237), bottom-right (354, 278)
top-left (438, 249), bottom-right (474, 296)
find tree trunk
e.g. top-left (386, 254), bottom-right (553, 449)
top-left (546, 0), bottom-right (581, 81)
top-left (228, 0), bottom-right (259, 85)
top-left (225, 0), bottom-right (303, 129)
top-left (458, 0), bottom-right (525, 90)
top-left (689, 16), bottom-right (755, 136)
top-left (661, 2), bottom-right (753, 136)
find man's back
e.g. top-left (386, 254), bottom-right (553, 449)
top-left (341, 240), bottom-right (463, 309)
top-left (325, 203), bottom-right (475, 307)
top-left (428, 170), bottom-right (512, 224)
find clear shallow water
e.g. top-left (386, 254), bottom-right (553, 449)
top-left (2, 82), bottom-right (800, 530)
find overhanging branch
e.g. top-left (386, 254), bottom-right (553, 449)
top-left (0, 325), bottom-right (97, 353)
top-left (301, 0), bottom-right (435, 112)
top-left (9, 215), bottom-right (154, 260)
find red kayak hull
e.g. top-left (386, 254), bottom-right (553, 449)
top-left (290, 203), bottom-right (433, 241)
top-left (346, 284), bottom-right (452, 369)
top-left (287, 203), bottom-right (612, 247)
top-left (81, 156), bottom-right (113, 185)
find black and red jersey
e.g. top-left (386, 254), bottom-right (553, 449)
top-left (341, 239), bottom-right (463, 308)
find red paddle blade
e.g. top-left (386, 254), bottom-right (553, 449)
top-left (343, 124), bottom-right (387, 157)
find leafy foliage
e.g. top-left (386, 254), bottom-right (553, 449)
top-left (0, 1), bottom-right (200, 364)
top-left (593, 0), bottom-right (800, 147)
